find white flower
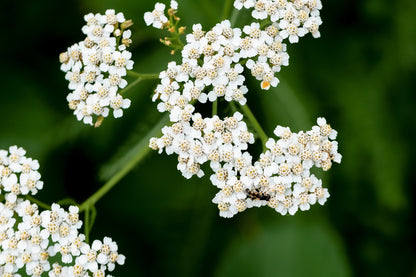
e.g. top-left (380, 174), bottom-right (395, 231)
top-left (279, 20), bottom-right (308, 43)
top-left (276, 195), bottom-right (298, 215)
top-left (170, 0), bottom-right (178, 9)
top-left (144, 3), bottom-right (168, 29)
top-left (108, 93), bottom-right (131, 118)
top-left (8, 146), bottom-right (25, 172)
top-left (20, 170), bottom-right (43, 195)
top-left (107, 251), bottom-right (125, 271)
top-left (252, 1), bottom-right (268, 20)
top-left (304, 16), bottom-right (322, 38)
top-left (233, 0), bottom-right (256, 10)
top-left (294, 192), bottom-right (317, 211)
top-left (102, 9), bottom-right (125, 25)
top-left (77, 240), bottom-right (101, 272)
top-left (112, 50), bottom-right (134, 76)
top-left (314, 186), bottom-right (330, 205)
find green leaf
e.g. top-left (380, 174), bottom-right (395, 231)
top-left (98, 114), bottom-right (169, 181)
top-left (215, 216), bottom-right (351, 277)
top-left (258, 78), bottom-right (313, 133)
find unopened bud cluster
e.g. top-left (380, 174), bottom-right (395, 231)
top-left (0, 146), bottom-right (125, 276)
top-left (59, 10), bottom-right (133, 126)
top-left (147, 0), bottom-right (341, 218)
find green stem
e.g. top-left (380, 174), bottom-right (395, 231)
top-left (56, 198), bottom-right (78, 206)
top-left (239, 103), bottom-right (269, 147)
top-left (79, 167), bottom-right (126, 212)
top-left (85, 205), bottom-right (90, 243)
top-left (24, 195), bottom-right (51, 210)
top-left (126, 71), bottom-right (159, 80)
top-left (119, 76), bottom-right (143, 96)
top-left (212, 100), bottom-right (218, 116)
top-left (94, 71), bottom-right (159, 127)
top-left (84, 205), bottom-right (97, 244)
top-left (78, 114), bottom-right (170, 212)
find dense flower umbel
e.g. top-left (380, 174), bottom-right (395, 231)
top-left (147, 1), bottom-right (341, 218)
top-left (0, 146), bottom-right (125, 276)
top-left (59, 9), bottom-right (133, 126)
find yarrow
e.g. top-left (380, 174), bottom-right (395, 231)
top-left (0, 146), bottom-right (125, 276)
top-left (147, 0), bottom-right (341, 218)
top-left (144, 1), bottom-right (179, 29)
top-left (59, 9), bottom-right (134, 126)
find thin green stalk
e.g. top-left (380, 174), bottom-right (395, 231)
top-left (84, 205), bottom-right (96, 244)
top-left (239, 103), bottom-right (269, 147)
top-left (56, 198), bottom-right (78, 206)
top-left (24, 195), bottom-right (51, 210)
top-left (95, 71), bottom-right (159, 127)
top-left (212, 100), bottom-right (218, 116)
top-left (78, 114), bottom-right (170, 212)
top-left (119, 76), bottom-right (143, 96)
top-left (126, 71), bottom-right (159, 80)
top-left (79, 167), bottom-right (127, 212)
top-left (85, 205), bottom-right (90, 243)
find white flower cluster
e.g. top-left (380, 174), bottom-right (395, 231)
top-left (0, 146), bottom-right (43, 202)
top-left (150, 112), bottom-right (255, 179)
top-left (212, 117), bottom-right (341, 217)
top-left (0, 146), bottom-right (125, 276)
top-left (59, 9), bottom-right (133, 126)
top-left (147, 1), bottom-right (340, 218)
top-left (144, 1), bottom-right (178, 29)
top-left (234, 0), bottom-right (323, 43)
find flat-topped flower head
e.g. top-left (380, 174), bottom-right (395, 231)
top-left (233, 0), bottom-right (323, 44)
top-left (0, 145), bottom-right (125, 275)
top-left (60, 10), bottom-right (134, 126)
top-left (146, 1), bottom-right (340, 218)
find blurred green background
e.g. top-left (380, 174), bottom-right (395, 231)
top-left (1, 0), bottom-right (415, 276)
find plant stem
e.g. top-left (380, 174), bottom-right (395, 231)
top-left (85, 205), bottom-right (90, 243)
top-left (24, 195), bottom-right (51, 210)
top-left (94, 71), bottom-right (159, 127)
top-left (84, 204), bottom-right (97, 244)
top-left (212, 100), bottom-right (218, 116)
top-left (78, 114), bottom-right (170, 212)
top-left (239, 103), bottom-right (269, 147)
top-left (118, 76), bottom-right (143, 96)
top-left (57, 198), bottom-right (78, 206)
top-left (126, 71), bottom-right (159, 80)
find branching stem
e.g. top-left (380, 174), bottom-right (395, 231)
top-left (79, 114), bottom-right (170, 212)
top-left (239, 103), bottom-right (269, 148)
top-left (24, 195), bottom-right (51, 210)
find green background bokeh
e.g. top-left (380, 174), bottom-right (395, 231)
top-left (0, 0), bottom-right (415, 276)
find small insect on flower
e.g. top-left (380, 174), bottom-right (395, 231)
top-left (245, 188), bottom-right (271, 201)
